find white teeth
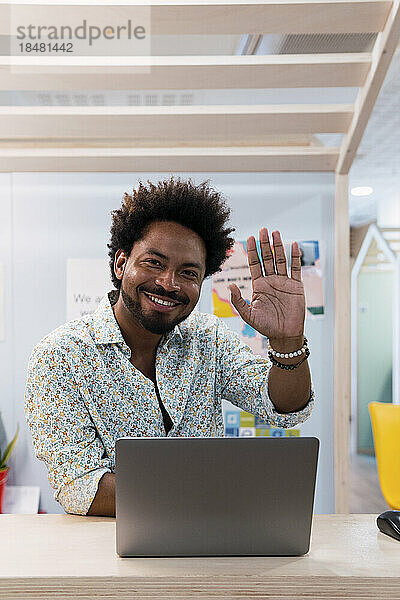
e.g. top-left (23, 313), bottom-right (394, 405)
top-left (148, 294), bottom-right (176, 307)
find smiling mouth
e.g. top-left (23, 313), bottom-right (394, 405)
top-left (142, 291), bottom-right (181, 309)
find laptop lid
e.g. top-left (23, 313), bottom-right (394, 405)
top-left (116, 437), bottom-right (319, 557)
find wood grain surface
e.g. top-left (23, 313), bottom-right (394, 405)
top-left (2, 514), bottom-right (400, 598)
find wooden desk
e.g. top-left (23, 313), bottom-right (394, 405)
top-left (2, 514), bottom-right (400, 599)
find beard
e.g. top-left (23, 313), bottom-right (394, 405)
top-left (120, 282), bottom-right (190, 335)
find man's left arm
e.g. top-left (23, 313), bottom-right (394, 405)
top-left (216, 318), bottom-right (314, 428)
top-left (266, 335), bottom-right (311, 413)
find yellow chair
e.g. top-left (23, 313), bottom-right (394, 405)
top-left (369, 402), bottom-right (400, 510)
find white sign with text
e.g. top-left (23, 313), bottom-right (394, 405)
top-left (66, 258), bottom-right (111, 321)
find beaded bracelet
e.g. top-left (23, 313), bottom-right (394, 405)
top-left (268, 347), bottom-right (310, 370)
top-left (268, 336), bottom-right (308, 359)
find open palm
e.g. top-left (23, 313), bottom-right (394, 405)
top-left (229, 229), bottom-right (305, 341)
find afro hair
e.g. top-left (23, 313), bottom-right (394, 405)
top-left (108, 177), bottom-right (235, 290)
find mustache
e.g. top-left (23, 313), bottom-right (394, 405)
top-left (140, 285), bottom-right (189, 305)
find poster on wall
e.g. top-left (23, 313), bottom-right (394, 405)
top-left (212, 238), bottom-right (325, 355)
top-left (66, 259), bottom-right (110, 321)
top-left (298, 240), bottom-right (325, 318)
top-left (212, 240), bottom-right (269, 357)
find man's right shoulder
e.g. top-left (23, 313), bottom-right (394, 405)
top-left (30, 314), bottom-right (94, 359)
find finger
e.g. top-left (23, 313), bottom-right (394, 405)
top-left (272, 231), bottom-right (288, 276)
top-left (246, 235), bottom-right (263, 281)
top-left (229, 284), bottom-right (251, 322)
top-left (291, 241), bottom-right (302, 281)
top-left (259, 228), bottom-right (275, 276)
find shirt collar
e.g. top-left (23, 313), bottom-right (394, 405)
top-left (90, 291), bottom-right (126, 345)
top-left (91, 290), bottom-right (183, 347)
top-left (162, 321), bottom-right (183, 347)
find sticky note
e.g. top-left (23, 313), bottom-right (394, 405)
top-left (239, 427), bottom-right (256, 437)
top-left (224, 411), bottom-right (240, 428)
top-left (240, 412), bottom-right (255, 428)
top-left (225, 427), bottom-right (239, 437)
top-left (285, 429), bottom-right (300, 437)
top-left (270, 428), bottom-right (285, 437)
top-left (255, 427), bottom-right (270, 437)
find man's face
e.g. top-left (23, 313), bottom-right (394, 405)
top-left (115, 221), bottom-right (206, 335)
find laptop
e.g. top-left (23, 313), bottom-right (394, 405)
top-left (115, 436), bottom-right (319, 557)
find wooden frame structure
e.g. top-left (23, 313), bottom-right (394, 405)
top-left (2, 0), bottom-right (400, 512)
top-left (350, 225), bottom-right (399, 456)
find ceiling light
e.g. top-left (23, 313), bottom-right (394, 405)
top-left (351, 186), bottom-right (373, 196)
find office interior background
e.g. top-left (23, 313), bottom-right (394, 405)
top-left (0, 1), bottom-right (399, 515)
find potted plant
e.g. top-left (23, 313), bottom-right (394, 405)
top-left (0, 423), bottom-right (19, 514)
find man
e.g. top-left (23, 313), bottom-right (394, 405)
top-left (25, 177), bottom-right (314, 517)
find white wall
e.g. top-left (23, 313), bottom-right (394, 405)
top-left (0, 175), bottom-right (14, 461)
top-left (1, 171), bottom-right (334, 514)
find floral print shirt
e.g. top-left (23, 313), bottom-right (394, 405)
top-left (25, 291), bottom-right (314, 515)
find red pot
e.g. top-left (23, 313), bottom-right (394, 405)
top-left (0, 468), bottom-right (9, 514)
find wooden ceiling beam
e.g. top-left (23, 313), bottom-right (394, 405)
top-left (0, 145), bottom-right (339, 172)
top-left (0, 104), bottom-right (353, 139)
top-left (0, 54), bottom-right (372, 91)
top-left (0, 1), bottom-right (392, 36)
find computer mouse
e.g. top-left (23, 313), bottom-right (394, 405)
top-left (377, 511), bottom-right (400, 541)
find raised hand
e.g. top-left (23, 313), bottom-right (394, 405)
top-left (229, 229), bottom-right (305, 343)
